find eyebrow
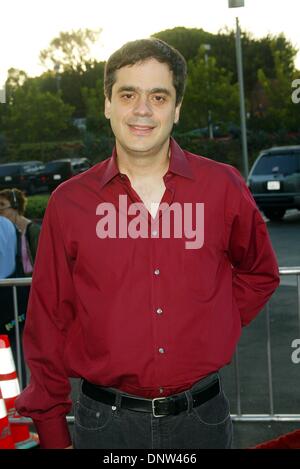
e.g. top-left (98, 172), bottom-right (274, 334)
top-left (116, 86), bottom-right (172, 96)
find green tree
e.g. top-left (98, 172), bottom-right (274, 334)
top-left (39, 28), bottom-right (102, 72)
top-left (154, 27), bottom-right (214, 62)
top-left (257, 46), bottom-right (300, 132)
top-left (5, 68), bottom-right (28, 91)
top-left (179, 49), bottom-right (239, 131)
top-left (4, 82), bottom-right (75, 143)
top-left (81, 78), bottom-right (110, 134)
top-left (4, 68), bottom-right (28, 104)
top-left (154, 27), bottom-right (298, 99)
top-left (35, 60), bottom-right (105, 118)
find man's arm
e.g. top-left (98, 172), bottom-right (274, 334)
top-left (227, 168), bottom-right (280, 326)
top-left (15, 194), bottom-right (75, 448)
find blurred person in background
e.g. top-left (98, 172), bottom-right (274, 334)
top-left (0, 188), bottom-right (41, 276)
top-left (0, 189), bottom-right (41, 386)
top-left (0, 214), bottom-right (27, 383)
top-left (0, 214), bottom-right (16, 279)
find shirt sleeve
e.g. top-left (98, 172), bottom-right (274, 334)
top-left (15, 194), bottom-right (75, 448)
top-left (226, 168), bottom-right (280, 326)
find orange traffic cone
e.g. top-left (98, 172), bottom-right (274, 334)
top-left (0, 387), bottom-right (15, 449)
top-left (0, 335), bottom-right (38, 449)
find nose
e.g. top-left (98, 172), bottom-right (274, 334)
top-left (132, 96), bottom-right (153, 117)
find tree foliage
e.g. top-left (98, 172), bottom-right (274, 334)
top-left (180, 49), bottom-right (239, 131)
top-left (154, 27), bottom-right (298, 96)
top-left (82, 78), bottom-right (110, 134)
top-left (3, 81), bottom-right (74, 143)
top-left (257, 48), bottom-right (300, 132)
top-left (39, 28), bottom-right (102, 72)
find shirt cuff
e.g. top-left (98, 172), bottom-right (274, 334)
top-left (34, 416), bottom-right (71, 449)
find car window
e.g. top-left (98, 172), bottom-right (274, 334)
top-left (23, 163), bottom-right (39, 173)
top-left (44, 161), bottom-right (71, 172)
top-left (253, 153), bottom-right (300, 176)
top-left (71, 160), bottom-right (91, 171)
top-left (0, 165), bottom-right (21, 176)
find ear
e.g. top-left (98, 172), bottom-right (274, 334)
top-left (104, 97), bottom-right (111, 120)
top-left (174, 101), bottom-right (182, 125)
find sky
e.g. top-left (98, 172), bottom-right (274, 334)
top-left (0, 0), bottom-right (300, 86)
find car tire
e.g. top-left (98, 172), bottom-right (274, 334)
top-left (263, 208), bottom-right (286, 221)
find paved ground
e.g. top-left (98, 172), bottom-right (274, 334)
top-left (223, 208), bottom-right (300, 447)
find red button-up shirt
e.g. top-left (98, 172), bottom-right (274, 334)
top-left (16, 138), bottom-right (279, 448)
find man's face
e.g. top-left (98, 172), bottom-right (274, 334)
top-left (105, 58), bottom-right (182, 156)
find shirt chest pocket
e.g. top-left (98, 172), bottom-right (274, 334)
top-left (183, 243), bottom-right (226, 300)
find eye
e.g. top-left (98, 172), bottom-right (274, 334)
top-left (152, 95), bottom-right (167, 104)
top-left (121, 93), bottom-right (135, 101)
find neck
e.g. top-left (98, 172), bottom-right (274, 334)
top-left (116, 139), bottom-right (170, 181)
top-left (14, 214), bottom-right (29, 233)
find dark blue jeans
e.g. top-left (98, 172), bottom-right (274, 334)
top-left (73, 373), bottom-right (232, 449)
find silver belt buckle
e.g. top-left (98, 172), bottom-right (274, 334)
top-left (152, 397), bottom-right (167, 417)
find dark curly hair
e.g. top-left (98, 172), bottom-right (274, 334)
top-left (104, 38), bottom-right (187, 106)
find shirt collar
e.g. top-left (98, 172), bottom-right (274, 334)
top-left (99, 137), bottom-right (194, 190)
top-left (168, 137), bottom-right (194, 180)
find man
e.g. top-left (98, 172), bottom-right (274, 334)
top-left (0, 215), bottom-right (16, 279)
top-left (16, 38), bottom-right (279, 449)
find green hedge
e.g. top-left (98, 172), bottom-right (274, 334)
top-left (175, 130), bottom-right (300, 172)
top-left (25, 195), bottom-right (50, 221)
top-left (5, 135), bottom-right (115, 165)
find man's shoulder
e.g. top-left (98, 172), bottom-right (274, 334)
top-left (184, 148), bottom-right (243, 187)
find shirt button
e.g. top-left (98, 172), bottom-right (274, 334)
top-left (154, 269), bottom-right (160, 276)
top-left (156, 308), bottom-right (163, 315)
top-left (158, 347), bottom-right (165, 354)
top-left (159, 387), bottom-right (164, 394)
top-left (152, 230), bottom-right (158, 237)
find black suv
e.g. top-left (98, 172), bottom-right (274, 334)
top-left (43, 158), bottom-right (92, 192)
top-left (0, 161), bottom-right (48, 195)
top-left (247, 146), bottom-right (300, 221)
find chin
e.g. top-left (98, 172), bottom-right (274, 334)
top-left (127, 144), bottom-right (155, 154)
top-left (122, 136), bottom-right (158, 154)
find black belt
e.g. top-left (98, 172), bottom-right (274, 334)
top-left (82, 377), bottom-right (220, 417)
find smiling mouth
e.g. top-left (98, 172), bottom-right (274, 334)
top-left (128, 124), bottom-right (155, 135)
